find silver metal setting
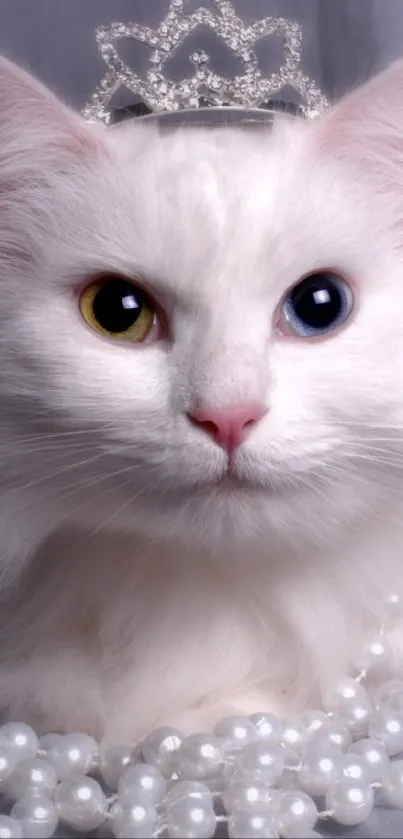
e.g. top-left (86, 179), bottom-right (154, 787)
top-left (83, 0), bottom-right (329, 124)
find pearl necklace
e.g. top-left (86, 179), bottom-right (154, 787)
top-left (1, 595), bottom-right (403, 838)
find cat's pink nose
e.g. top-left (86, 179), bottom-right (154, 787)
top-left (188, 402), bottom-right (267, 454)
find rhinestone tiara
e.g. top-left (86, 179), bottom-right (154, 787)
top-left (83, 0), bottom-right (329, 126)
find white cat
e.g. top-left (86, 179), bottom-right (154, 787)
top-left (0, 54), bottom-right (402, 741)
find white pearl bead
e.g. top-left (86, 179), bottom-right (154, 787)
top-left (109, 800), bottom-right (158, 839)
top-left (382, 592), bottom-right (402, 620)
top-left (355, 635), bottom-right (393, 676)
top-left (325, 779), bottom-right (374, 825)
top-left (0, 748), bottom-right (20, 792)
top-left (248, 713), bottom-right (283, 743)
top-left (0, 815), bottom-right (23, 839)
top-left (166, 797), bottom-right (216, 839)
top-left (349, 738), bottom-right (389, 782)
top-left (37, 734), bottom-right (63, 754)
top-left (382, 759), bottom-right (403, 808)
top-left (369, 708), bottom-right (403, 756)
top-left (324, 677), bottom-right (368, 713)
top-left (375, 680), bottom-right (403, 713)
top-left (338, 754), bottom-right (371, 784)
top-left (177, 734), bottom-right (224, 780)
top-left (142, 726), bottom-right (184, 776)
top-left (276, 791), bottom-right (318, 838)
top-left (55, 774), bottom-right (108, 831)
top-left (236, 742), bottom-right (284, 785)
top-left (298, 746), bottom-right (343, 797)
top-left (100, 742), bottom-right (133, 790)
top-left (310, 722), bottom-right (351, 752)
top-left (11, 794), bottom-right (59, 839)
top-left (130, 742), bottom-right (144, 763)
top-left (48, 733), bottom-right (99, 780)
top-left (0, 723), bottom-right (38, 761)
top-left (280, 768), bottom-right (300, 791)
top-left (281, 723), bottom-right (309, 756)
top-left (297, 710), bottom-right (329, 738)
top-left (285, 831), bottom-right (321, 839)
top-left (334, 697), bottom-right (373, 738)
top-left (8, 757), bottom-right (58, 800)
top-left (228, 810), bottom-right (279, 839)
top-left (222, 775), bottom-right (281, 814)
top-left (165, 781), bottom-right (214, 809)
top-left (214, 716), bottom-right (258, 748)
top-left (281, 749), bottom-right (300, 770)
top-left (388, 697), bottom-right (403, 721)
top-left (118, 763), bottom-right (167, 807)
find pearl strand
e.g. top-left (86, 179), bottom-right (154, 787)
top-left (0, 597), bottom-right (403, 838)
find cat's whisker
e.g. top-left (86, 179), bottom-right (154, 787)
top-left (341, 449), bottom-right (403, 466)
top-left (0, 433), bottom-right (106, 451)
top-left (38, 464), bottom-right (138, 508)
top-left (321, 420), bottom-right (403, 430)
top-left (80, 481), bottom-right (158, 543)
top-left (0, 418), bottom-right (155, 442)
top-left (13, 450), bottom-right (117, 493)
top-left (321, 455), bottom-right (399, 477)
top-left (342, 437), bottom-right (403, 445)
top-left (0, 444), bottom-right (108, 459)
top-left (38, 473), bottom-right (140, 536)
top-left (19, 460), bottom-right (167, 535)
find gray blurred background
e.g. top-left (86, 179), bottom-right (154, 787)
top-left (0, 0), bottom-right (401, 111)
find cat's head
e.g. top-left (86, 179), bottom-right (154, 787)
top-left (1, 56), bottom-right (403, 560)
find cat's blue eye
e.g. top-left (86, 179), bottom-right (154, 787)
top-left (281, 272), bottom-right (354, 338)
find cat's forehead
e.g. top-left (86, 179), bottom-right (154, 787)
top-left (90, 120), bottom-right (374, 305)
top-left (105, 121), bottom-right (305, 299)
top-left (121, 122), bottom-right (295, 222)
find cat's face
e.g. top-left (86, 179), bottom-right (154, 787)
top-left (2, 58), bottom-right (403, 559)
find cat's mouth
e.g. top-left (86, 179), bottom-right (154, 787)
top-left (216, 475), bottom-right (260, 491)
top-left (201, 467), bottom-right (266, 493)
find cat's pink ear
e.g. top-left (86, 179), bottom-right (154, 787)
top-left (314, 59), bottom-right (403, 168)
top-left (0, 56), bottom-right (101, 159)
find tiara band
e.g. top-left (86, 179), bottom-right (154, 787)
top-left (83, 0), bottom-right (329, 126)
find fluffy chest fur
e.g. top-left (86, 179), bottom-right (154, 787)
top-left (0, 523), bottom-right (402, 740)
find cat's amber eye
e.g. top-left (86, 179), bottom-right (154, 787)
top-left (79, 277), bottom-right (156, 343)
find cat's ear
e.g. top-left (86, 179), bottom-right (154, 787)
top-left (314, 59), bottom-right (403, 170)
top-left (0, 56), bottom-right (101, 162)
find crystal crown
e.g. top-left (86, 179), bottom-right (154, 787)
top-left (83, 0), bottom-right (329, 124)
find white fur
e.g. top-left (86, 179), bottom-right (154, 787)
top-left (0, 57), bottom-right (402, 739)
